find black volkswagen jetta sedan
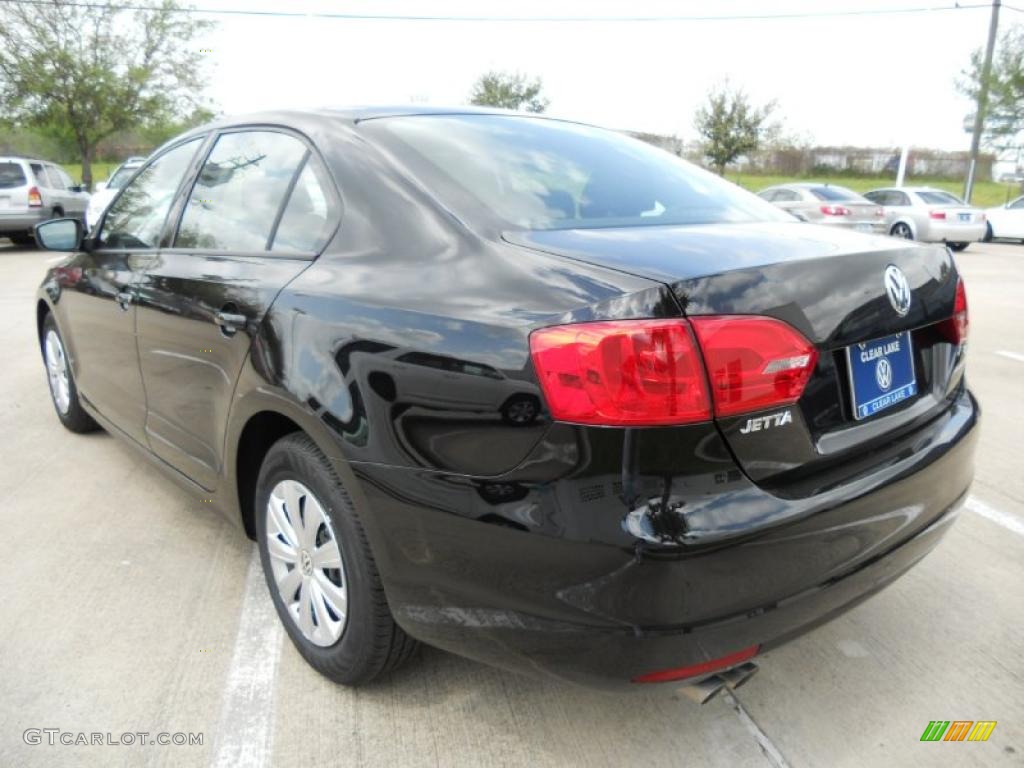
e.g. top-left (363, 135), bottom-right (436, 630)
top-left (33, 108), bottom-right (977, 689)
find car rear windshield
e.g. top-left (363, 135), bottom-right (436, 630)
top-left (917, 190), bottom-right (964, 205)
top-left (107, 165), bottom-right (140, 190)
top-left (360, 115), bottom-right (789, 230)
top-left (808, 185), bottom-right (860, 201)
top-left (0, 162), bottom-right (27, 189)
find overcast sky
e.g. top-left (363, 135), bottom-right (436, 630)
top-left (193, 0), bottom-right (1014, 151)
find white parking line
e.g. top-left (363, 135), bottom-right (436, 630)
top-left (995, 350), bottom-right (1024, 364)
top-left (210, 548), bottom-right (284, 768)
top-left (966, 496), bottom-right (1024, 538)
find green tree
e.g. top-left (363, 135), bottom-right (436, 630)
top-left (694, 84), bottom-right (776, 175)
top-left (960, 25), bottom-right (1024, 152)
top-left (469, 71), bottom-right (549, 113)
top-left (0, 0), bottom-right (213, 189)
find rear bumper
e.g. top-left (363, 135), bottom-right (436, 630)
top-left (817, 219), bottom-right (887, 234)
top-left (355, 387), bottom-right (978, 688)
top-left (920, 221), bottom-right (987, 243)
top-left (0, 209), bottom-right (46, 234)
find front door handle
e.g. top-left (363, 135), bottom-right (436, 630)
top-left (115, 290), bottom-right (132, 311)
top-left (214, 310), bottom-right (248, 336)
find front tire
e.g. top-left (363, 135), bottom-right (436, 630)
top-left (9, 233), bottom-right (34, 247)
top-left (255, 433), bottom-right (418, 685)
top-left (948, 242), bottom-right (969, 252)
top-left (41, 313), bottom-right (99, 433)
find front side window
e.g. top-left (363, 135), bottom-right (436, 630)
top-left (98, 138), bottom-right (202, 249)
top-left (809, 186), bottom-right (859, 201)
top-left (44, 166), bottom-right (66, 190)
top-left (917, 190), bottom-right (963, 205)
top-left (361, 115), bottom-right (788, 231)
top-left (175, 131), bottom-right (308, 251)
top-left (1010, 197), bottom-right (1024, 210)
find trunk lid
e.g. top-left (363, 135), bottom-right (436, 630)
top-left (507, 221), bottom-right (965, 493)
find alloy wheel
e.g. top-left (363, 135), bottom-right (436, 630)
top-left (265, 479), bottom-right (348, 646)
top-left (44, 329), bottom-right (71, 414)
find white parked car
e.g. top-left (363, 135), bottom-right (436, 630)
top-left (863, 186), bottom-right (986, 251)
top-left (85, 156), bottom-right (146, 229)
top-left (983, 195), bottom-right (1024, 242)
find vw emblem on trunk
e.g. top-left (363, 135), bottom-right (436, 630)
top-left (884, 265), bottom-right (911, 316)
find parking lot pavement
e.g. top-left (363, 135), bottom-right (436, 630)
top-left (0, 239), bottom-right (1021, 768)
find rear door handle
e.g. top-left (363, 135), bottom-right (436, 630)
top-left (214, 310), bottom-right (248, 335)
top-left (115, 291), bottom-right (132, 311)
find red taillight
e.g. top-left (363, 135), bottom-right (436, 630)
top-left (929, 210), bottom-right (947, 220)
top-left (28, 186), bottom-right (42, 207)
top-left (529, 316), bottom-right (818, 425)
top-left (938, 277), bottom-right (968, 345)
top-left (820, 205), bottom-right (850, 216)
top-left (690, 316), bottom-right (818, 418)
top-left (529, 320), bottom-right (711, 426)
top-left (631, 644), bottom-right (760, 684)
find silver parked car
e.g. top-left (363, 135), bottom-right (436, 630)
top-left (863, 186), bottom-right (986, 251)
top-left (0, 157), bottom-right (90, 246)
top-left (757, 183), bottom-right (886, 233)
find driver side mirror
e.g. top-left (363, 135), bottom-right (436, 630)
top-left (34, 218), bottom-right (84, 251)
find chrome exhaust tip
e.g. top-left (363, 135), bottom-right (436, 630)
top-left (719, 661), bottom-right (759, 690)
top-left (678, 675), bottom-right (728, 705)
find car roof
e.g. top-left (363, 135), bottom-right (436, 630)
top-left (0, 156), bottom-right (55, 164)
top-left (172, 105), bottom-right (591, 143)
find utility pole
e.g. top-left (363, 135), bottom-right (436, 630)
top-left (964, 0), bottom-right (1001, 203)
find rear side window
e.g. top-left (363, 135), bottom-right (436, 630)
top-left (809, 186), bottom-right (859, 201)
top-left (98, 138), bottom-right (203, 250)
top-left (175, 130), bottom-right (308, 251)
top-left (271, 157), bottom-right (336, 252)
top-left (0, 162), bottom-right (26, 189)
top-left (774, 189), bottom-right (801, 202)
top-left (30, 163), bottom-right (46, 184)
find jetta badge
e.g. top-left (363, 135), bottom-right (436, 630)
top-left (884, 265), bottom-right (911, 316)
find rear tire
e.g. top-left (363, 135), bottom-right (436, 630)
top-left (948, 242), bottom-right (969, 252)
top-left (41, 313), bottom-right (99, 433)
top-left (9, 233), bottom-right (34, 247)
top-left (255, 433), bottom-right (418, 685)
top-left (890, 222), bottom-right (914, 239)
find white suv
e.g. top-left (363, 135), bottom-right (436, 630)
top-left (0, 157), bottom-right (90, 246)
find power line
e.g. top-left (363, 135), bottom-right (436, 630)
top-left (0, 0), bottom-right (999, 22)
